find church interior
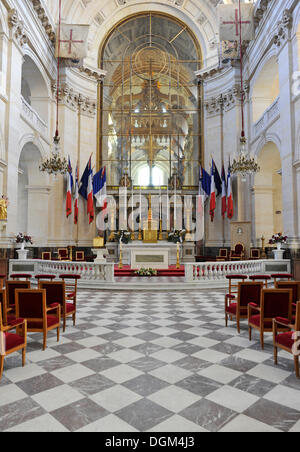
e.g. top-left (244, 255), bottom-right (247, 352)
top-left (0, 0), bottom-right (299, 433)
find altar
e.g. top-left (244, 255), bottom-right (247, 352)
top-left (120, 242), bottom-right (179, 269)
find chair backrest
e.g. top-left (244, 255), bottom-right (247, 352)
top-left (250, 248), bottom-right (260, 258)
top-left (238, 282), bottom-right (263, 308)
top-left (261, 289), bottom-right (293, 321)
top-left (6, 280), bottom-right (30, 308)
top-left (58, 248), bottom-right (68, 260)
top-left (38, 281), bottom-right (65, 307)
top-left (295, 301), bottom-right (300, 332)
top-left (42, 252), bottom-right (51, 260)
top-left (15, 289), bottom-right (45, 320)
top-left (76, 251), bottom-right (84, 261)
top-left (276, 281), bottom-right (300, 304)
top-left (234, 243), bottom-right (244, 254)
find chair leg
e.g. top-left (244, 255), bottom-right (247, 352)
top-left (63, 316), bottom-right (66, 332)
top-left (57, 326), bottom-right (60, 343)
top-left (294, 355), bottom-right (299, 379)
top-left (43, 331), bottom-right (47, 350)
top-left (22, 347), bottom-right (26, 367)
top-left (248, 326), bottom-right (252, 341)
top-left (237, 317), bottom-right (241, 334)
top-left (73, 313), bottom-right (76, 326)
top-left (225, 313), bottom-right (228, 327)
top-left (274, 345), bottom-right (278, 365)
top-left (0, 355), bottom-right (4, 379)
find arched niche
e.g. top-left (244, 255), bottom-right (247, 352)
top-left (253, 142), bottom-right (283, 243)
top-left (251, 56), bottom-right (279, 123)
top-left (21, 55), bottom-right (49, 124)
top-left (17, 142), bottom-right (50, 244)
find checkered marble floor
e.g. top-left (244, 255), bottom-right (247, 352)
top-left (0, 289), bottom-right (300, 432)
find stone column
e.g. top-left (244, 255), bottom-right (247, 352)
top-left (26, 185), bottom-right (51, 246)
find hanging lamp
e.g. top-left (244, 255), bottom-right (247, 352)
top-left (39, 0), bottom-right (68, 175)
top-left (230, 0), bottom-right (259, 181)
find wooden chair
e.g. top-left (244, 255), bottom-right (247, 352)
top-left (41, 252), bottom-right (52, 260)
top-left (226, 274), bottom-right (248, 296)
top-left (230, 243), bottom-right (245, 261)
top-left (225, 281), bottom-right (263, 333)
top-left (0, 290), bottom-right (7, 325)
top-left (250, 248), bottom-right (261, 260)
top-left (0, 274), bottom-right (6, 289)
top-left (0, 302), bottom-right (27, 380)
top-left (38, 281), bottom-right (72, 332)
top-left (273, 301), bottom-right (300, 379)
top-left (275, 281), bottom-right (300, 318)
top-left (216, 249), bottom-right (228, 262)
top-left (10, 274), bottom-right (32, 281)
top-left (58, 248), bottom-right (69, 261)
top-left (35, 274), bottom-right (56, 282)
top-left (75, 251), bottom-right (85, 261)
top-left (249, 274), bottom-right (271, 288)
top-left (5, 280), bottom-right (31, 324)
top-left (271, 273), bottom-right (293, 285)
top-left (248, 288), bottom-right (293, 349)
top-left (59, 274), bottom-right (81, 328)
top-left (15, 289), bottom-right (60, 350)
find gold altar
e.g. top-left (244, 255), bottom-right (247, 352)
top-left (143, 195), bottom-right (158, 243)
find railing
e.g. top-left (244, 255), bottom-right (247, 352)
top-left (21, 96), bottom-right (48, 137)
top-left (184, 259), bottom-right (291, 283)
top-left (253, 97), bottom-right (280, 140)
top-left (9, 259), bottom-right (115, 286)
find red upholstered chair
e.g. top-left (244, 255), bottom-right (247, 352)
top-left (41, 252), bottom-right (52, 260)
top-left (75, 251), bottom-right (85, 261)
top-left (249, 275), bottom-right (271, 288)
top-left (38, 281), bottom-right (71, 332)
top-left (0, 302), bottom-right (27, 379)
top-left (5, 280), bottom-right (30, 324)
top-left (250, 248), bottom-right (261, 260)
top-left (10, 274), bottom-right (32, 281)
top-left (275, 281), bottom-right (300, 318)
top-left (35, 274), bottom-right (56, 282)
top-left (230, 243), bottom-right (245, 261)
top-left (226, 274), bottom-right (248, 297)
top-left (248, 288), bottom-right (293, 349)
top-left (271, 273), bottom-right (293, 285)
top-left (273, 301), bottom-right (300, 379)
top-left (58, 248), bottom-right (69, 261)
top-left (225, 282), bottom-right (263, 333)
top-left (59, 274), bottom-right (80, 327)
top-left (15, 289), bottom-right (60, 350)
top-left (216, 249), bottom-right (228, 262)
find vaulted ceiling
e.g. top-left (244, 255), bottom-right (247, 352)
top-left (43, 0), bottom-right (255, 68)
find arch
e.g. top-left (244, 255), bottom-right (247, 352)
top-left (98, 12), bottom-right (203, 188)
top-left (253, 141), bottom-right (283, 244)
top-left (253, 131), bottom-right (282, 160)
top-left (18, 133), bottom-right (47, 164)
top-left (251, 55), bottom-right (279, 123)
top-left (21, 54), bottom-right (50, 123)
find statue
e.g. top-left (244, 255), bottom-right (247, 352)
top-left (0, 196), bottom-right (8, 220)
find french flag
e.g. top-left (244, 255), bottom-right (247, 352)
top-left (87, 157), bottom-right (94, 224)
top-left (74, 165), bottom-right (79, 225)
top-left (210, 161), bottom-right (216, 222)
top-left (221, 164), bottom-right (227, 218)
top-left (227, 160), bottom-right (234, 219)
top-left (93, 167), bottom-right (107, 209)
top-left (66, 157), bottom-right (73, 218)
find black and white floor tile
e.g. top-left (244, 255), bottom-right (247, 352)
top-left (0, 289), bottom-right (299, 432)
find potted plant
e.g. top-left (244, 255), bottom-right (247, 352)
top-left (16, 233), bottom-right (33, 250)
top-left (114, 230), bottom-right (131, 244)
top-left (269, 233), bottom-right (288, 250)
top-left (135, 268), bottom-right (158, 277)
top-left (168, 229), bottom-right (186, 244)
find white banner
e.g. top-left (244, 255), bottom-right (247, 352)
top-left (56, 24), bottom-right (89, 59)
top-left (218, 4), bottom-right (255, 42)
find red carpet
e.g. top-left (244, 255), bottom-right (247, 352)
top-left (114, 265), bottom-right (185, 277)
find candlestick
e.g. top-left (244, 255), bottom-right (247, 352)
top-left (131, 186), bottom-right (135, 240)
top-left (167, 187), bottom-right (169, 232)
top-left (174, 174), bottom-right (177, 230)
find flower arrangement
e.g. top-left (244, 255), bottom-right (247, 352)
top-left (135, 268), bottom-right (158, 277)
top-left (168, 229), bottom-right (186, 244)
top-left (16, 233), bottom-right (33, 244)
top-left (269, 233), bottom-right (288, 245)
top-left (114, 230), bottom-right (131, 244)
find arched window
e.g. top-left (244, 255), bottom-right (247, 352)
top-left (99, 13), bottom-right (202, 188)
top-left (136, 165), bottom-right (164, 186)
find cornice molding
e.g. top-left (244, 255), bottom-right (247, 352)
top-left (51, 82), bottom-right (97, 117)
top-left (8, 8), bottom-right (28, 48)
